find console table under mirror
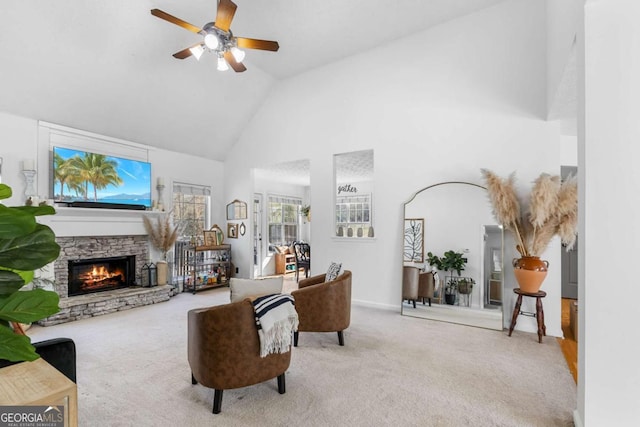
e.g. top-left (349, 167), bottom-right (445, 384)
top-left (401, 181), bottom-right (504, 330)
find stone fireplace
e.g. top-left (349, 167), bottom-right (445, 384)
top-left (54, 235), bottom-right (148, 298)
top-left (68, 255), bottom-right (136, 296)
top-left (39, 232), bottom-right (172, 326)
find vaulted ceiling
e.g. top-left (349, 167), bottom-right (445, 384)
top-left (0, 0), bottom-right (507, 161)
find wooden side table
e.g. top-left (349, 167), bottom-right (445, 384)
top-left (0, 357), bottom-right (78, 426)
top-left (508, 288), bottom-right (547, 343)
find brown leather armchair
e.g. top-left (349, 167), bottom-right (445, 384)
top-left (403, 266), bottom-right (419, 308)
top-left (418, 271), bottom-right (435, 306)
top-left (291, 270), bottom-right (351, 346)
top-left (188, 299), bottom-right (291, 414)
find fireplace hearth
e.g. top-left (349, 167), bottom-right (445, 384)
top-left (68, 255), bottom-right (136, 297)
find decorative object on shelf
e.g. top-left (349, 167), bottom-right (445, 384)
top-left (156, 177), bottom-right (165, 211)
top-left (403, 218), bottom-right (424, 263)
top-left (141, 262), bottom-right (158, 287)
top-left (204, 225), bottom-right (224, 246)
top-left (239, 222), bottom-right (246, 236)
top-left (150, 0), bottom-right (279, 73)
top-left (226, 199), bottom-right (248, 220)
top-left (0, 183), bottom-right (60, 362)
top-left (227, 223), bottom-right (238, 239)
top-left (301, 205), bottom-right (311, 222)
top-left (481, 169), bottom-right (577, 293)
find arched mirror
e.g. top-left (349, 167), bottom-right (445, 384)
top-left (401, 182), bottom-right (504, 330)
top-left (227, 200), bottom-right (248, 220)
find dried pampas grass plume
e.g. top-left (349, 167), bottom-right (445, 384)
top-left (556, 174), bottom-right (578, 250)
top-left (480, 169), bottom-right (527, 255)
top-left (143, 213), bottom-right (179, 260)
top-left (529, 174), bottom-right (560, 228)
top-left (481, 169), bottom-right (578, 257)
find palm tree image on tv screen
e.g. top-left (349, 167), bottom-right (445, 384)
top-left (53, 147), bottom-right (152, 208)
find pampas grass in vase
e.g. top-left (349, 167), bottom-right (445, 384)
top-left (143, 213), bottom-right (179, 286)
top-left (480, 169), bottom-right (578, 292)
top-left (143, 212), bottom-right (179, 260)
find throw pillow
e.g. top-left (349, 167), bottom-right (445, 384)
top-left (229, 277), bottom-right (284, 302)
top-left (326, 262), bottom-right (342, 282)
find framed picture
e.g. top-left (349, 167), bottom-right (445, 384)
top-left (203, 224), bottom-right (224, 247)
top-left (227, 223), bottom-right (238, 239)
top-left (239, 222), bottom-right (246, 236)
top-left (403, 218), bottom-right (424, 263)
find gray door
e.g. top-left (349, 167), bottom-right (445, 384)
top-left (561, 166), bottom-right (578, 299)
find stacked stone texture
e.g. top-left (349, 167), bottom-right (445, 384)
top-left (41, 235), bottom-right (171, 326)
top-left (54, 235), bottom-right (149, 298)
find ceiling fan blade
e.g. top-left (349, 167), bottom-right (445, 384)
top-left (173, 43), bottom-right (203, 60)
top-left (151, 9), bottom-right (202, 34)
top-left (236, 37), bottom-right (279, 52)
top-left (214, 0), bottom-right (237, 32)
top-left (224, 51), bottom-right (247, 72)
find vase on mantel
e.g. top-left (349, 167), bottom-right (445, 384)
top-left (512, 256), bottom-right (549, 293)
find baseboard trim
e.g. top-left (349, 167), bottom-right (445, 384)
top-left (573, 409), bottom-right (583, 427)
top-left (352, 299), bottom-right (399, 312)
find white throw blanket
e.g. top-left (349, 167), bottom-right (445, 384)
top-left (252, 294), bottom-right (299, 357)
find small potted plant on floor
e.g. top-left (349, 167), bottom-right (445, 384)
top-left (444, 279), bottom-right (458, 305)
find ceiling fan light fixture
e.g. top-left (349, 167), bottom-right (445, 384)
top-left (189, 44), bottom-right (205, 60)
top-left (204, 33), bottom-right (219, 50)
top-left (230, 46), bottom-right (245, 62)
top-left (217, 55), bottom-right (229, 71)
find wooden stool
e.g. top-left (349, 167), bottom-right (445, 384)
top-left (508, 288), bottom-right (547, 343)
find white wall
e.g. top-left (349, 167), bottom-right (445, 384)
top-left (578, 0), bottom-right (640, 424)
top-left (225, 0), bottom-right (565, 336)
top-left (0, 112), bottom-right (39, 206)
top-left (0, 111), bottom-right (226, 262)
top-left (546, 0), bottom-right (582, 116)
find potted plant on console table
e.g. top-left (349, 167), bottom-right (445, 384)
top-left (0, 184), bottom-right (61, 364)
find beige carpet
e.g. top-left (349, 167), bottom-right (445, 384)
top-left (28, 287), bottom-right (576, 426)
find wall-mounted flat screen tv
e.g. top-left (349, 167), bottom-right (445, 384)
top-left (52, 146), bottom-right (152, 208)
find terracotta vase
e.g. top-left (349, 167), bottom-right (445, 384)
top-left (512, 256), bottom-right (549, 293)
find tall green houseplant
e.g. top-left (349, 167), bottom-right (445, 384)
top-left (0, 184), bottom-right (61, 362)
top-left (426, 250), bottom-right (467, 294)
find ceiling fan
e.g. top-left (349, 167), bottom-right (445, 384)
top-left (150, 0), bottom-right (279, 72)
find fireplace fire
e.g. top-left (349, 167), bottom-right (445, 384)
top-left (68, 255), bottom-right (136, 297)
